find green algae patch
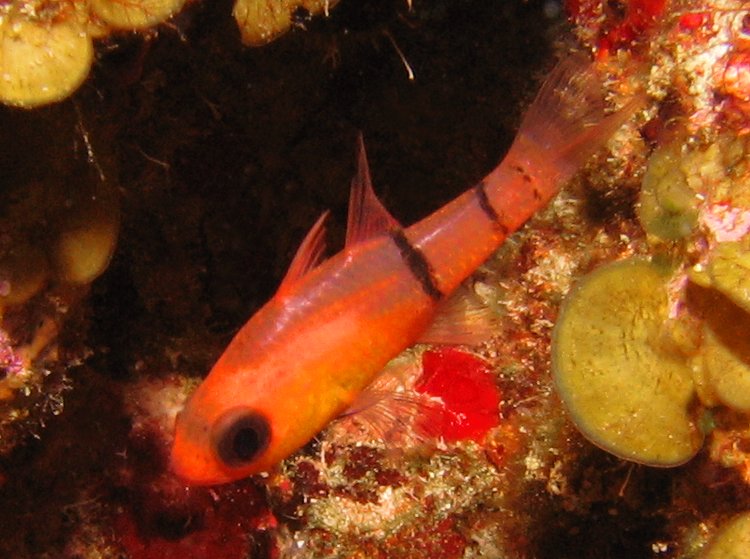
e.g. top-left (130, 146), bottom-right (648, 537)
top-left (701, 512), bottom-right (750, 559)
top-left (552, 259), bottom-right (703, 466)
top-left (638, 142), bottom-right (699, 241)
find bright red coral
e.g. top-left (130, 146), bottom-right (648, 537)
top-left (415, 348), bottom-right (501, 442)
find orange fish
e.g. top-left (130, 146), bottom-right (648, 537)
top-left (171, 55), bottom-right (643, 485)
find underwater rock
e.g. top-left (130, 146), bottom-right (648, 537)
top-left (566, 0), bottom-right (667, 58)
top-left (0, 135), bottom-right (120, 457)
top-left (715, 47), bottom-right (750, 133)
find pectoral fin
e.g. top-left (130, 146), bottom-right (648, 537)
top-left (418, 285), bottom-right (500, 345)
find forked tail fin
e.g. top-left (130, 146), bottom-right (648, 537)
top-left (405, 53), bottom-right (645, 296)
top-left (513, 53), bottom-right (646, 180)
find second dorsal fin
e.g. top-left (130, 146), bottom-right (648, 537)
top-left (346, 134), bottom-right (401, 248)
top-left (277, 211), bottom-right (329, 296)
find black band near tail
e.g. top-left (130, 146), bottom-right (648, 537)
top-left (474, 181), bottom-right (509, 235)
top-left (389, 229), bottom-right (443, 301)
top-left (474, 181), bottom-right (499, 221)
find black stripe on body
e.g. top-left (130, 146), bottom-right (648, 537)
top-left (474, 181), bottom-right (510, 236)
top-left (389, 229), bottom-right (443, 301)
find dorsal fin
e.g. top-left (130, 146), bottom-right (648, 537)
top-left (277, 211), bottom-right (329, 296)
top-left (346, 134), bottom-right (401, 248)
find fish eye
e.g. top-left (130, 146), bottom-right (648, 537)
top-left (211, 408), bottom-right (271, 467)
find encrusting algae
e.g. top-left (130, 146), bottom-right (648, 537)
top-left (694, 290), bottom-right (750, 413)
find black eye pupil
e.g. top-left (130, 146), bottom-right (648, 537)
top-left (211, 409), bottom-right (271, 467)
top-left (233, 426), bottom-right (260, 460)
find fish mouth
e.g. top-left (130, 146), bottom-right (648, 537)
top-left (169, 431), bottom-right (235, 486)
